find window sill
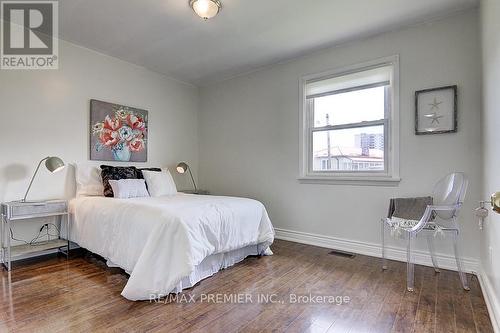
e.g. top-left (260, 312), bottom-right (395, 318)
top-left (297, 176), bottom-right (401, 186)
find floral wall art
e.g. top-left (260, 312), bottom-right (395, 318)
top-left (90, 99), bottom-right (148, 162)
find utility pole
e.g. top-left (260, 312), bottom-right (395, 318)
top-left (326, 114), bottom-right (331, 170)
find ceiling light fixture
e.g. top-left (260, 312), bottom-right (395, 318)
top-left (189, 0), bottom-right (222, 20)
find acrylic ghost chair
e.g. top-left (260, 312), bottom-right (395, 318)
top-left (381, 172), bottom-right (469, 292)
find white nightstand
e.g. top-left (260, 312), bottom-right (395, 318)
top-left (1, 200), bottom-right (70, 271)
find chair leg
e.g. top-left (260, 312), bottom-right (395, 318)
top-left (381, 219), bottom-right (387, 270)
top-left (406, 232), bottom-right (415, 292)
top-left (426, 234), bottom-right (440, 273)
top-left (453, 230), bottom-right (470, 291)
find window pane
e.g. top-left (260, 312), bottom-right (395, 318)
top-left (313, 86), bottom-right (386, 127)
top-left (312, 125), bottom-right (384, 172)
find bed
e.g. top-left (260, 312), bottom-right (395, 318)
top-left (69, 193), bottom-right (274, 301)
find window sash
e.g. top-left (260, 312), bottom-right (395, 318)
top-left (307, 93), bottom-right (389, 174)
top-left (311, 119), bottom-right (386, 132)
top-left (309, 123), bottom-right (388, 174)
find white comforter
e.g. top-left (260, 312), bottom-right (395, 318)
top-left (69, 194), bottom-right (274, 301)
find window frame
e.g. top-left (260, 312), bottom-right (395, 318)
top-left (298, 55), bottom-right (400, 185)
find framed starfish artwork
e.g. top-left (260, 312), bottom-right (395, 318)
top-left (415, 85), bottom-right (457, 135)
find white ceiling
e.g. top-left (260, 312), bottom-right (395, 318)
top-left (60, 0), bottom-right (478, 86)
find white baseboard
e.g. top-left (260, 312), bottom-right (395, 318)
top-left (478, 270), bottom-right (500, 333)
top-left (274, 227), bottom-right (479, 273)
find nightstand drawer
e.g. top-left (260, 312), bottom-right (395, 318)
top-left (2, 201), bottom-right (67, 220)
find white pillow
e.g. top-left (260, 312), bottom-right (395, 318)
top-left (75, 164), bottom-right (104, 197)
top-left (108, 179), bottom-right (150, 199)
top-left (142, 169), bottom-right (177, 197)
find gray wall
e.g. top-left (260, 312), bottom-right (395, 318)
top-left (480, 0), bottom-right (500, 328)
top-left (0, 39), bottom-right (199, 243)
top-left (199, 11), bottom-right (482, 262)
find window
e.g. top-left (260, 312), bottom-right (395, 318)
top-left (299, 56), bottom-right (400, 185)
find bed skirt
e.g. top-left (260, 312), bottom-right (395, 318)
top-left (105, 243), bottom-right (272, 296)
top-left (172, 244), bottom-right (271, 293)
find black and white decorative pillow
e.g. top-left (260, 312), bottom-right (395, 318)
top-left (100, 165), bottom-right (139, 197)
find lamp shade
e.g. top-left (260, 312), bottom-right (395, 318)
top-left (176, 162), bottom-right (189, 174)
top-left (45, 156), bottom-right (65, 173)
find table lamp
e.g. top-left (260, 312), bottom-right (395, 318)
top-left (22, 156), bottom-right (65, 202)
top-left (176, 162), bottom-right (198, 193)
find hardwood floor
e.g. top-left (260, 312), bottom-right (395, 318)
top-left (0, 240), bottom-right (493, 333)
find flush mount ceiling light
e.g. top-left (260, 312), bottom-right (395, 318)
top-left (189, 0), bottom-right (222, 20)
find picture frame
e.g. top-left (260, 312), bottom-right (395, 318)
top-left (415, 85), bottom-right (457, 135)
top-left (90, 99), bottom-right (148, 162)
